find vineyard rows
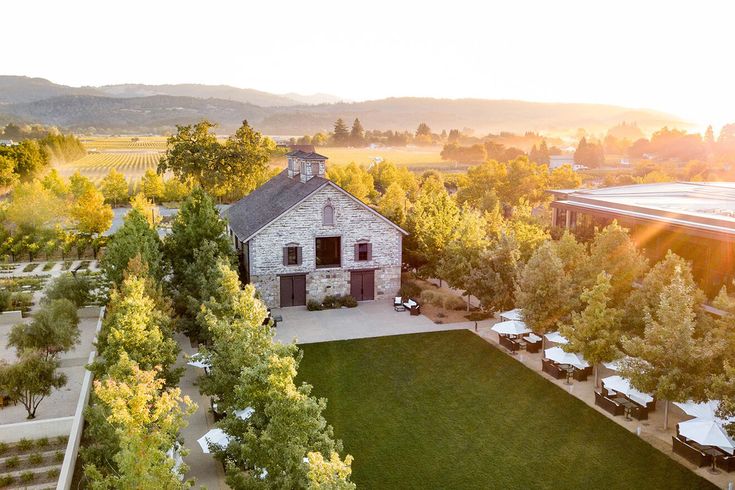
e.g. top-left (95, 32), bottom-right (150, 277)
top-left (57, 152), bottom-right (162, 190)
top-left (80, 136), bottom-right (168, 151)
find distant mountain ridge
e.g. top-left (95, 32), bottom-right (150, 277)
top-left (0, 75), bottom-right (689, 135)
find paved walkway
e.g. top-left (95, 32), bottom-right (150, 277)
top-left (176, 333), bottom-right (228, 490)
top-left (473, 323), bottom-right (734, 490)
top-left (273, 298), bottom-right (492, 345)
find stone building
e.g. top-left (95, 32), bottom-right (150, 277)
top-left (225, 150), bottom-right (407, 307)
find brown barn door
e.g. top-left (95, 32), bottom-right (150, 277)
top-left (350, 271), bottom-right (375, 301)
top-left (280, 275), bottom-right (306, 307)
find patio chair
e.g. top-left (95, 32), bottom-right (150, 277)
top-left (394, 297), bottom-right (406, 312)
top-left (716, 453), bottom-right (735, 472)
top-left (672, 436), bottom-right (711, 467)
top-left (594, 391), bottom-right (624, 416)
top-left (403, 298), bottom-right (421, 316)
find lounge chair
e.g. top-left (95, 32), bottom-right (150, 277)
top-left (394, 297), bottom-right (406, 312)
top-left (594, 391), bottom-right (624, 416)
top-left (403, 298), bottom-right (421, 316)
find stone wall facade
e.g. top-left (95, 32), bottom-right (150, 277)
top-left (235, 183), bottom-right (404, 307)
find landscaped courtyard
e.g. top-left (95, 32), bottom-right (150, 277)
top-left (297, 330), bottom-right (716, 489)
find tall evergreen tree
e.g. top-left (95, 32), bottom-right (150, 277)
top-left (349, 118), bottom-right (365, 147)
top-left (332, 119), bottom-right (350, 146)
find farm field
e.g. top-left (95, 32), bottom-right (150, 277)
top-left (79, 136), bottom-right (168, 151)
top-left (315, 146), bottom-right (447, 170)
top-left (297, 331), bottom-right (715, 490)
top-left (56, 152), bottom-right (161, 185)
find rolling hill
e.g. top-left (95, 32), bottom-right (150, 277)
top-left (0, 76), bottom-right (689, 135)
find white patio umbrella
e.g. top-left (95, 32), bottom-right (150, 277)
top-left (674, 400), bottom-right (735, 424)
top-left (235, 407), bottom-right (255, 420)
top-left (499, 308), bottom-right (523, 322)
top-left (601, 375), bottom-right (653, 406)
top-left (197, 428), bottom-right (230, 453)
top-left (491, 320), bottom-right (531, 336)
top-left (187, 352), bottom-right (211, 369)
top-left (544, 347), bottom-right (589, 370)
top-left (544, 332), bottom-right (569, 345)
top-left (678, 418), bottom-right (735, 454)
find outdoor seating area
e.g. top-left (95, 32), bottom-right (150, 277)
top-left (597, 375), bottom-right (655, 420)
top-left (395, 297), bottom-right (421, 315)
top-left (672, 400), bottom-right (735, 473)
top-left (543, 347), bottom-right (590, 384)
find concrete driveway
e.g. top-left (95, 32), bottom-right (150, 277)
top-left (273, 298), bottom-right (478, 345)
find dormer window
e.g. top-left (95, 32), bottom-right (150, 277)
top-left (323, 202), bottom-right (335, 226)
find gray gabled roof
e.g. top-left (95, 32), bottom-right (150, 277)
top-left (225, 170), bottom-right (408, 242)
top-left (286, 150), bottom-right (328, 160)
top-left (226, 170), bottom-right (328, 241)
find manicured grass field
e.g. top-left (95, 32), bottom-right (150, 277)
top-left (297, 331), bottom-right (715, 490)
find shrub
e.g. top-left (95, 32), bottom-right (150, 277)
top-left (339, 295), bottom-right (358, 308)
top-left (398, 280), bottom-right (422, 299)
top-left (28, 452), bottom-right (43, 465)
top-left (47, 467), bottom-right (60, 478)
top-left (419, 289), bottom-right (443, 307)
top-left (19, 471), bottom-right (34, 483)
top-left (43, 272), bottom-right (93, 307)
top-left (36, 437), bottom-right (49, 448)
top-left (5, 455), bottom-right (19, 469)
top-left (22, 263), bottom-right (39, 273)
top-left (54, 450), bottom-right (64, 463)
top-left (17, 438), bottom-right (33, 451)
top-left (443, 295), bottom-right (467, 311)
top-left (321, 295), bottom-right (340, 309)
top-left (0, 475), bottom-right (13, 487)
top-left (56, 435), bottom-right (69, 445)
top-left (306, 299), bottom-right (323, 311)
top-left (0, 441), bottom-right (7, 455)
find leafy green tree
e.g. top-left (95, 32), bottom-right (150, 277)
top-left (0, 350), bottom-right (66, 419)
top-left (548, 164), bottom-right (581, 190)
top-left (405, 176), bottom-right (460, 274)
top-left (85, 354), bottom-right (195, 489)
top-left (6, 181), bottom-right (66, 232)
top-left (332, 119), bottom-right (350, 146)
top-left (326, 163), bottom-right (375, 202)
top-left (516, 241), bottom-right (577, 333)
top-left (162, 177), bottom-right (191, 203)
top-left (467, 234), bottom-right (520, 315)
top-left (10, 140), bottom-right (49, 180)
top-left (621, 267), bottom-right (719, 429)
top-left (141, 169), bottom-right (164, 203)
top-left (8, 299), bottom-right (79, 360)
top-left (158, 120), bottom-right (220, 191)
top-left (503, 202), bottom-right (550, 262)
top-left (165, 188), bottom-right (233, 285)
top-left (44, 272), bottom-right (94, 307)
top-left (101, 209), bottom-right (164, 286)
top-left (69, 171), bottom-right (96, 198)
top-left (306, 452), bottom-right (356, 490)
top-left (130, 192), bottom-right (160, 227)
top-left (93, 273), bottom-right (180, 386)
top-left (560, 272), bottom-right (621, 386)
top-left (0, 155), bottom-right (17, 188)
top-left (582, 222), bottom-right (648, 307)
top-left (101, 169), bottom-right (129, 206)
top-left (71, 187), bottom-right (114, 235)
top-left (377, 182), bottom-right (407, 227)
top-left (622, 251), bottom-right (703, 336)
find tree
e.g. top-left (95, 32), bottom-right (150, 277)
top-left (163, 177), bottom-right (191, 203)
top-left (332, 119), bottom-right (350, 146)
top-left (10, 140), bottom-right (49, 179)
top-left (560, 272), bottom-right (621, 386)
top-left (326, 163), bottom-right (375, 203)
top-left (574, 137), bottom-right (605, 167)
top-left (44, 272), bottom-right (94, 307)
top-left (621, 267), bottom-right (717, 429)
top-left (69, 171), bottom-right (96, 198)
top-left (101, 169), bottom-right (129, 207)
top-left (404, 176), bottom-right (460, 274)
top-left (86, 354), bottom-right (195, 489)
top-left (306, 452), bottom-right (356, 490)
top-left (516, 241), bottom-right (577, 334)
top-left (349, 118), bottom-right (365, 147)
top-left (6, 181), bottom-right (66, 232)
top-left (0, 155), bottom-right (17, 188)
top-left (0, 350), bottom-right (66, 419)
top-left (8, 299), bottom-right (80, 360)
top-left (93, 273), bottom-right (180, 386)
top-left (141, 169), bottom-right (164, 203)
top-left (220, 121), bottom-right (275, 199)
top-left (130, 192), bottom-right (160, 227)
top-left (165, 188), bottom-right (233, 285)
top-left (101, 209), bottom-right (164, 286)
top-left (467, 234), bottom-right (520, 315)
top-left (71, 187), bottom-right (114, 236)
top-left (377, 182), bottom-right (407, 227)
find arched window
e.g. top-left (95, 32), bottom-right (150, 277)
top-left (323, 202), bottom-right (335, 226)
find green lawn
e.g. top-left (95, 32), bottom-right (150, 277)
top-left (296, 331), bottom-right (715, 490)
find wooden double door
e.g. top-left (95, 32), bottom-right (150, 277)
top-left (280, 274), bottom-right (306, 307)
top-left (350, 270), bottom-right (375, 301)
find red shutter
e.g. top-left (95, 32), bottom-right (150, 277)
top-left (354, 244), bottom-right (359, 261)
top-left (297, 247), bottom-right (303, 265)
top-left (282, 247), bottom-right (288, 266)
top-left (367, 243), bottom-right (372, 261)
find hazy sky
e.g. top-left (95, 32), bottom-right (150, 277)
top-left (4, 0), bottom-right (735, 128)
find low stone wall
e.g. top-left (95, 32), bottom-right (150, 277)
top-left (0, 310), bottom-right (22, 325)
top-left (0, 416), bottom-right (74, 443)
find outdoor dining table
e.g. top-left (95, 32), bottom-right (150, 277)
top-left (613, 397), bottom-right (636, 420)
top-left (703, 447), bottom-right (724, 474)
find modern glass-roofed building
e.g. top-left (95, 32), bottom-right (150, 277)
top-left (550, 182), bottom-right (735, 293)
